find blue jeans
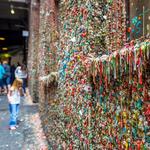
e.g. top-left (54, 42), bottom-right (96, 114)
top-left (0, 79), bottom-right (3, 88)
top-left (9, 104), bottom-right (19, 127)
top-left (3, 76), bottom-right (11, 86)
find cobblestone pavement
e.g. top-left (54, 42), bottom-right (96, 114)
top-left (0, 94), bottom-right (49, 150)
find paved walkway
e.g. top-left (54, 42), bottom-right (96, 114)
top-left (0, 94), bottom-right (49, 150)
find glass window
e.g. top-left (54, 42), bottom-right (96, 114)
top-left (127, 0), bottom-right (150, 40)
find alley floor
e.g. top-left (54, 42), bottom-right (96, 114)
top-left (0, 93), bottom-right (49, 150)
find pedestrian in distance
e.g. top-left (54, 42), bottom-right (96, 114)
top-left (0, 62), bottom-right (5, 94)
top-left (10, 64), bottom-right (16, 85)
top-left (3, 61), bottom-right (11, 93)
top-left (7, 79), bottom-right (24, 130)
top-left (15, 64), bottom-right (28, 94)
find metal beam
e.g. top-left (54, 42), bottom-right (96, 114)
top-left (8, 0), bottom-right (29, 3)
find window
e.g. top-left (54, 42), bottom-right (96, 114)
top-left (127, 0), bottom-right (150, 40)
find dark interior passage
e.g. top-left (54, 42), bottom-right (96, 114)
top-left (0, 0), bottom-right (29, 64)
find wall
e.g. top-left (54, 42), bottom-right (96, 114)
top-left (54, 0), bottom-right (149, 149)
top-left (28, 0), bottom-right (150, 149)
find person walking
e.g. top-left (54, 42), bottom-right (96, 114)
top-left (10, 64), bottom-right (16, 85)
top-left (7, 79), bottom-right (24, 130)
top-left (0, 62), bottom-right (5, 94)
top-left (3, 61), bottom-right (11, 93)
top-left (15, 64), bottom-right (28, 94)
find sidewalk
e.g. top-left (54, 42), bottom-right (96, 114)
top-left (0, 93), bottom-right (49, 150)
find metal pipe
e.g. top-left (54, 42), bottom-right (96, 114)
top-left (13, 6), bottom-right (29, 10)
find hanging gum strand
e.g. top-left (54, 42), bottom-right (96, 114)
top-left (134, 47), bottom-right (137, 71)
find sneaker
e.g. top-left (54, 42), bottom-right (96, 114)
top-left (18, 118), bottom-right (24, 122)
top-left (17, 119), bottom-right (23, 125)
top-left (9, 126), bottom-right (16, 130)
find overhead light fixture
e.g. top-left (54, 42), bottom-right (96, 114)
top-left (0, 37), bottom-right (5, 40)
top-left (0, 54), bottom-right (11, 58)
top-left (2, 48), bottom-right (8, 51)
top-left (10, 4), bottom-right (15, 14)
top-left (11, 9), bottom-right (15, 14)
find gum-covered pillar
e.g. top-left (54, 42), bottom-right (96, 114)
top-left (38, 0), bottom-right (58, 128)
top-left (28, 0), bottom-right (40, 102)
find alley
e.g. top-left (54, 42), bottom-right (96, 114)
top-left (0, 93), bottom-right (48, 150)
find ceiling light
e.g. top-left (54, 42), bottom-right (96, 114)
top-left (0, 37), bottom-right (5, 40)
top-left (11, 9), bottom-right (15, 14)
top-left (10, 4), bottom-right (15, 14)
top-left (2, 48), bottom-right (8, 50)
top-left (1, 54), bottom-right (11, 58)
